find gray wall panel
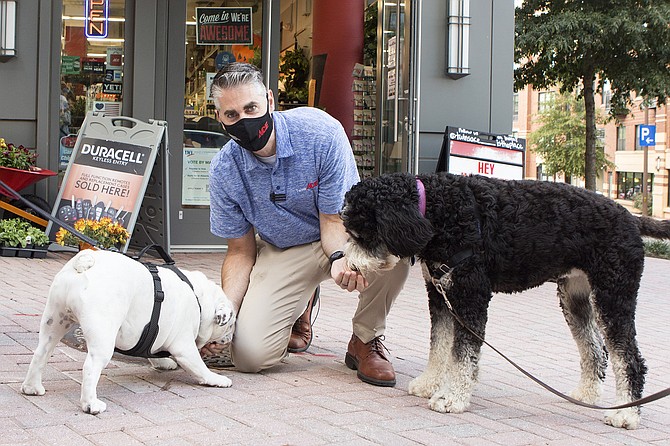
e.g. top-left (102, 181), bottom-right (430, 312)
top-left (417, 0), bottom-right (513, 172)
top-left (0, 0), bottom-right (39, 141)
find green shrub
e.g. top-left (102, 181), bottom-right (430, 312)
top-left (632, 193), bottom-right (652, 216)
top-left (0, 218), bottom-right (49, 247)
top-left (643, 239), bottom-right (670, 260)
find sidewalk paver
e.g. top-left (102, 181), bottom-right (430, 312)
top-left (1, 251), bottom-right (669, 445)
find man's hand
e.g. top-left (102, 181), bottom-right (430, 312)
top-left (199, 342), bottom-right (229, 358)
top-left (331, 256), bottom-right (368, 292)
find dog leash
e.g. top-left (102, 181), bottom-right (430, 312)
top-left (430, 276), bottom-right (670, 410)
top-left (0, 178), bottom-right (101, 248)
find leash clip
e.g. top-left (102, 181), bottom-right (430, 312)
top-left (431, 276), bottom-right (454, 312)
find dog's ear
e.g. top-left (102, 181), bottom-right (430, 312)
top-left (377, 208), bottom-right (434, 257)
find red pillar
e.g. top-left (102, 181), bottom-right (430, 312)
top-left (311, 0), bottom-right (364, 140)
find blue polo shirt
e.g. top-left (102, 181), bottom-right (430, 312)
top-left (209, 107), bottom-right (360, 249)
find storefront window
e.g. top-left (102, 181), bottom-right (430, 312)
top-left (181, 0), bottom-right (262, 207)
top-left (617, 171), bottom-right (653, 200)
top-left (60, 0), bottom-right (126, 173)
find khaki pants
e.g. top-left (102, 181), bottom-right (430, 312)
top-left (230, 238), bottom-right (410, 372)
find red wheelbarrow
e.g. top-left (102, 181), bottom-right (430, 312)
top-left (0, 166), bottom-right (57, 227)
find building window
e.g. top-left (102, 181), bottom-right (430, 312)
top-left (601, 80), bottom-right (611, 111)
top-left (512, 92), bottom-right (519, 122)
top-left (596, 127), bottom-right (605, 148)
top-left (60, 0), bottom-right (126, 172)
top-left (617, 171), bottom-right (653, 200)
top-left (537, 91), bottom-right (554, 113)
top-left (446, 0), bottom-right (470, 79)
top-left (616, 125), bottom-right (626, 151)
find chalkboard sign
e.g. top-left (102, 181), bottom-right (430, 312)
top-left (436, 126), bottom-right (526, 180)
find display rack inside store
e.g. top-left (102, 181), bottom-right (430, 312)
top-left (352, 64), bottom-right (376, 179)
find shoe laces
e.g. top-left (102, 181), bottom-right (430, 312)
top-left (368, 336), bottom-right (391, 360)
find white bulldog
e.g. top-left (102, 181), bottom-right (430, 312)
top-left (21, 249), bottom-right (236, 414)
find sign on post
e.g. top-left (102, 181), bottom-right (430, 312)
top-left (639, 125), bottom-right (656, 147)
top-left (47, 113), bottom-right (166, 252)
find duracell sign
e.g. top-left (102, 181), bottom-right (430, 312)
top-left (195, 7), bottom-right (253, 45)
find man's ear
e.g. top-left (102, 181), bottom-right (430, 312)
top-left (267, 89), bottom-right (275, 112)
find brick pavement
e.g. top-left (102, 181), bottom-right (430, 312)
top-left (0, 250), bottom-right (669, 445)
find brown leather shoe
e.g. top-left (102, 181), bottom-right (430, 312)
top-left (287, 287), bottom-right (320, 353)
top-left (344, 334), bottom-right (396, 387)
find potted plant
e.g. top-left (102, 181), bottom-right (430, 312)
top-left (55, 217), bottom-right (130, 250)
top-left (0, 138), bottom-right (38, 170)
top-left (279, 45), bottom-right (310, 104)
top-left (0, 218), bottom-right (50, 258)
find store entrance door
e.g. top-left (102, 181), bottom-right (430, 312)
top-left (376, 0), bottom-right (418, 174)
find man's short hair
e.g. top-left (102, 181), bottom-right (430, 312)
top-left (211, 62), bottom-right (265, 99)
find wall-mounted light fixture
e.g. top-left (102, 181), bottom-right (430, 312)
top-left (656, 156), bottom-right (662, 172)
top-left (0, 0), bottom-right (17, 61)
top-left (446, 0), bottom-right (470, 79)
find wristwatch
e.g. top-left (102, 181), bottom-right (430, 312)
top-left (328, 250), bottom-right (345, 265)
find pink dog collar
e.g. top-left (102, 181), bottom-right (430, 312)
top-left (416, 178), bottom-right (426, 217)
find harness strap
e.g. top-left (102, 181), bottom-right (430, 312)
top-left (114, 263), bottom-right (171, 358)
top-left (430, 202), bottom-right (482, 273)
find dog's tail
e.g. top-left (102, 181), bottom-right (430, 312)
top-left (73, 251), bottom-right (96, 273)
top-left (636, 216), bottom-right (670, 240)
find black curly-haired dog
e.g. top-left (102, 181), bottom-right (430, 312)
top-left (341, 172), bottom-right (670, 430)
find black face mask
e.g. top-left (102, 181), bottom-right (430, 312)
top-left (223, 100), bottom-right (273, 152)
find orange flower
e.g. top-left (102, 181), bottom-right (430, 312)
top-left (56, 217), bottom-right (129, 249)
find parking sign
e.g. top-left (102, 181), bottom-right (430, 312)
top-left (639, 125), bottom-right (656, 147)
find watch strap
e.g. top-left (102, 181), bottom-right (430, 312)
top-left (328, 250), bottom-right (345, 265)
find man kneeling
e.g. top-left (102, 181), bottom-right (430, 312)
top-left (202, 62), bottom-right (409, 386)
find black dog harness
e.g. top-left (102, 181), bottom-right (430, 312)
top-left (417, 177), bottom-right (482, 277)
top-left (114, 245), bottom-right (200, 359)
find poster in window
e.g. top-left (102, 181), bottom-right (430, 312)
top-left (195, 7), bottom-right (253, 45)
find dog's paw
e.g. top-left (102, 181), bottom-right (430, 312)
top-left (604, 407), bottom-right (640, 430)
top-left (201, 373), bottom-right (232, 388)
top-left (21, 381), bottom-right (46, 396)
top-left (82, 398), bottom-right (107, 415)
top-left (428, 390), bottom-right (469, 414)
top-left (149, 357), bottom-right (179, 370)
top-left (570, 381), bottom-right (602, 404)
top-left (408, 374), bottom-right (441, 399)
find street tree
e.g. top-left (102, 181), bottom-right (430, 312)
top-left (515, 1), bottom-right (670, 190)
top-left (529, 92), bottom-right (613, 184)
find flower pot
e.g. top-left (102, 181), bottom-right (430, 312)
top-left (0, 165), bottom-right (58, 195)
top-left (0, 244), bottom-right (48, 258)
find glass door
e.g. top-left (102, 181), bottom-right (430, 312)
top-left (60, 0), bottom-right (127, 176)
top-left (182, 0), bottom-right (263, 208)
top-left (376, 0), bottom-right (417, 174)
